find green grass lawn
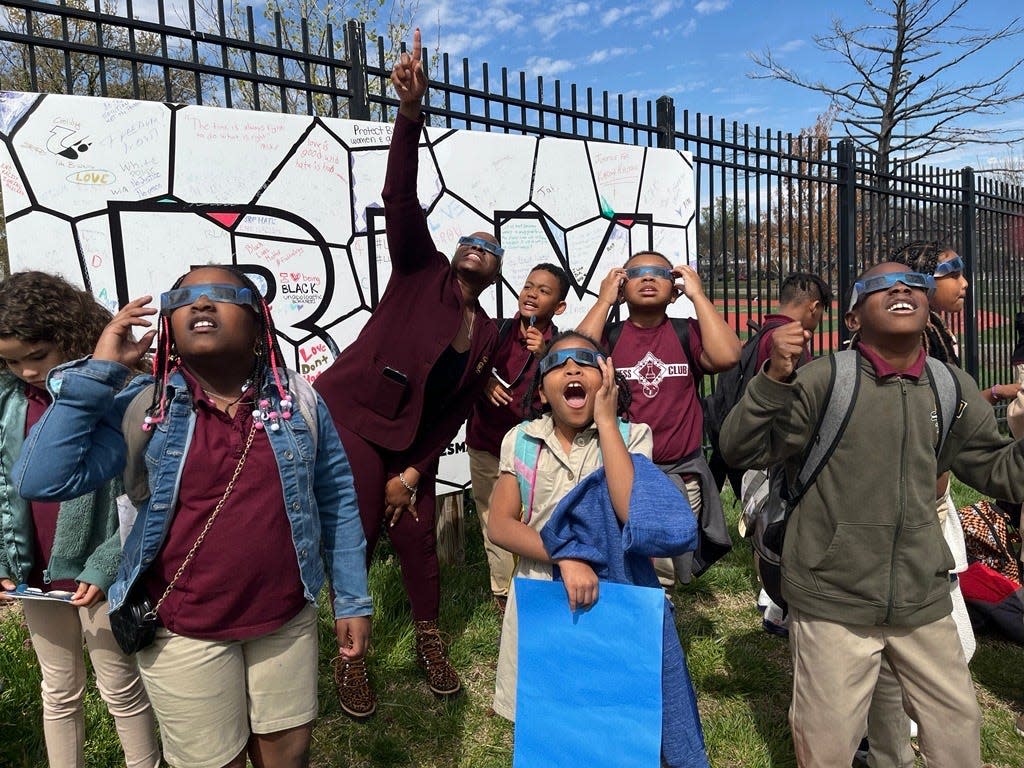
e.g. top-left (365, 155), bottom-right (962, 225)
top-left (3, 482), bottom-right (1024, 767)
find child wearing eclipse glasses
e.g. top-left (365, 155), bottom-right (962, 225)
top-left (720, 261), bottom-right (1024, 767)
top-left (577, 251), bottom-right (741, 587)
top-left (15, 265), bottom-right (371, 768)
top-left (487, 330), bottom-right (709, 767)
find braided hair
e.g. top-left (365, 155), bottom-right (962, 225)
top-left (522, 330), bottom-right (632, 420)
top-left (143, 266), bottom-right (292, 428)
top-left (889, 241), bottom-right (961, 366)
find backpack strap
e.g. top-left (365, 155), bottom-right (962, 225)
top-left (120, 371), bottom-right (319, 508)
top-left (791, 350), bottom-right (860, 504)
top-left (513, 417), bottom-right (631, 524)
top-left (122, 383), bottom-right (156, 507)
top-left (924, 357), bottom-right (961, 456)
top-left (496, 318), bottom-right (516, 348)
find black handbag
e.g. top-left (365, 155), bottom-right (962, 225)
top-left (108, 584), bottom-right (157, 654)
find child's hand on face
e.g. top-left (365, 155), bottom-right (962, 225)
top-left (766, 321), bottom-right (810, 382)
top-left (558, 558), bottom-right (599, 611)
top-left (598, 267), bottom-right (627, 306)
top-left (94, 296), bottom-right (158, 368)
top-left (593, 355), bottom-right (619, 429)
top-left (672, 264), bottom-right (703, 300)
top-left (485, 375), bottom-right (513, 406)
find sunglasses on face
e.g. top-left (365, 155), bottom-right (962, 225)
top-left (933, 255), bottom-right (964, 277)
top-left (625, 265), bottom-right (674, 280)
top-left (160, 284), bottom-right (259, 315)
top-left (458, 236), bottom-right (504, 259)
top-left (847, 272), bottom-right (935, 312)
top-left (538, 347), bottom-right (605, 376)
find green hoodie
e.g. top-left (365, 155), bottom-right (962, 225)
top-left (720, 352), bottom-right (1024, 627)
top-left (0, 375), bottom-right (123, 592)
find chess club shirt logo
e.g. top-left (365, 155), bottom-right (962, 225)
top-left (618, 351), bottom-right (689, 398)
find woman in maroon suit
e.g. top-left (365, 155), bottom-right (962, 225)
top-left (314, 28), bottom-right (501, 718)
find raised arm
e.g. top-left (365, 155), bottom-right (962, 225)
top-left (15, 299), bottom-right (157, 500)
top-left (674, 264), bottom-right (741, 372)
top-left (594, 357), bottom-right (632, 523)
top-left (576, 267), bottom-right (624, 341)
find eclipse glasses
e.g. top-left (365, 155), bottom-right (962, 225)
top-left (539, 347), bottom-right (605, 375)
top-left (458, 236), bottom-right (504, 259)
top-left (160, 284), bottom-right (260, 315)
top-left (847, 272), bottom-right (935, 312)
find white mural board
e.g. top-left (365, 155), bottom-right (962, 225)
top-left (0, 92), bottom-right (696, 490)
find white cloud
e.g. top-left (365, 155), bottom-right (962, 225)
top-left (533, 2), bottom-right (590, 40)
top-left (587, 47), bottom-right (633, 65)
top-left (436, 31), bottom-right (478, 58)
top-left (524, 55), bottom-right (574, 78)
top-left (694, 0), bottom-right (730, 14)
top-left (777, 39), bottom-right (805, 54)
top-left (601, 7), bottom-right (634, 26)
top-left (651, 1), bottom-right (675, 20)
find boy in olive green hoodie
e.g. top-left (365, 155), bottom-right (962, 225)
top-left (720, 262), bottom-right (1024, 768)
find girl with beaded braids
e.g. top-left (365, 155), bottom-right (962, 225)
top-left (14, 265), bottom-right (372, 768)
top-left (0, 271), bottom-right (160, 768)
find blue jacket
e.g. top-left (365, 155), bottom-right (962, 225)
top-left (13, 358), bottom-right (372, 620)
top-left (541, 455), bottom-right (708, 768)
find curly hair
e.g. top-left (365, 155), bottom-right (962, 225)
top-left (0, 271), bottom-right (113, 370)
top-left (522, 330), bottom-right (632, 419)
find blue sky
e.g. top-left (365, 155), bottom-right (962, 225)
top-left (389, 0), bottom-right (1024, 169)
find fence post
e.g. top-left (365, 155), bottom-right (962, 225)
top-left (345, 19), bottom-right (370, 121)
top-left (837, 139), bottom-right (857, 344)
top-left (961, 166), bottom-right (978, 378)
top-left (656, 95), bottom-right (675, 149)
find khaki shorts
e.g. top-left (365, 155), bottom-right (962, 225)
top-left (136, 603), bottom-right (319, 768)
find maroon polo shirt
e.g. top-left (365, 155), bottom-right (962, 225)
top-left (25, 384), bottom-right (76, 592)
top-left (856, 341), bottom-right (927, 380)
top-left (466, 314), bottom-right (554, 456)
top-left (142, 371), bottom-right (307, 640)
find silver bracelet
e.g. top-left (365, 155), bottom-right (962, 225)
top-left (398, 472), bottom-right (418, 494)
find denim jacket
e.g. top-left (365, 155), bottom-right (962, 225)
top-left (13, 358), bottom-right (372, 620)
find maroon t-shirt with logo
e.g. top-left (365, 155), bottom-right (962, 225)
top-left (609, 318), bottom-right (705, 463)
top-left (25, 384), bottom-right (76, 592)
top-left (142, 373), bottom-right (307, 640)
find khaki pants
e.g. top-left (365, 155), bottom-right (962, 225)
top-left (789, 608), bottom-right (981, 768)
top-left (469, 446), bottom-right (515, 597)
top-left (21, 598), bottom-right (160, 768)
top-left (653, 475), bottom-right (701, 587)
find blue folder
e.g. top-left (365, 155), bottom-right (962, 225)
top-left (513, 577), bottom-right (664, 768)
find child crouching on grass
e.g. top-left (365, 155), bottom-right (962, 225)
top-left (487, 330), bottom-right (709, 768)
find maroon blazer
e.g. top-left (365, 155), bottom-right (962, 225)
top-left (314, 113), bottom-right (497, 474)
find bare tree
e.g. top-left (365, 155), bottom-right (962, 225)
top-left (750, 0), bottom-right (1024, 176)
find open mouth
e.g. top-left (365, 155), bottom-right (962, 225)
top-left (190, 316), bottom-right (218, 331)
top-left (563, 381), bottom-right (588, 409)
top-left (886, 300), bottom-right (916, 313)
top-left (521, 299), bottom-right (539, 311)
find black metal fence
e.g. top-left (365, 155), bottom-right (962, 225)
top-left (2, 0), bottom-right (1023, 390)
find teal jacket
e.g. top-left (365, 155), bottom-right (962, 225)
top-left (0, 375), bottom-right (123, 592)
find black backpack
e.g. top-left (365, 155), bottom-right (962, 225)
top-left (704, 318), bottom-right (790, 496)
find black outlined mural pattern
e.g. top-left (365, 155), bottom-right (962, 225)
top-left (0, 91), bottom-right (696, 489)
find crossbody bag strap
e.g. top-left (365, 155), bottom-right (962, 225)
top-left (147, 419), bottom-right (258, 619)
